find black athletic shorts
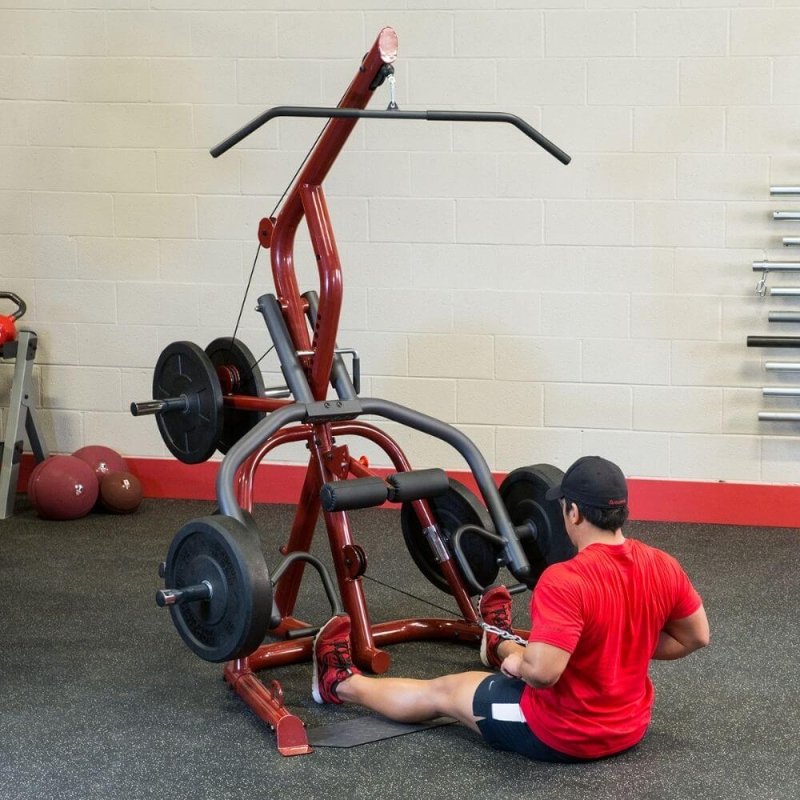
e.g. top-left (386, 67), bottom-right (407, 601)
top-left (472, 674), bottom-right (589, 763)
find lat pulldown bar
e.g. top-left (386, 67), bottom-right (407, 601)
top-left (210, 106), bottom-right (572, 165)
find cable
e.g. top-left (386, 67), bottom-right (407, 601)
top-left (252, 344), bottom-right (275, 368)
top-left (228, 85), bottom-right (351, 370)
top-left (361, 573), bottom-right (459, 617)
top-left (267, 85), bottom-right (350, 218)
top-left (229, 241), bottom-right (263, 349)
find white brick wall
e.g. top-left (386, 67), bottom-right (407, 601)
top-left (2, 4), bottom-right (796, 486)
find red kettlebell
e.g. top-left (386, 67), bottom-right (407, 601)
top-left (0, 292), bottom-right (26, 346)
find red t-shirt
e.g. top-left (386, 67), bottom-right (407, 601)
top-left (519, 538), bottom-right (702, 759)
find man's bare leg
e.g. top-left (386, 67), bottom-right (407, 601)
top-left (311, 610), bottom-right (527, 732)
top-left (335, 671), bottom-right (491, 733)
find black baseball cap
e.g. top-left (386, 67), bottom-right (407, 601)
top-left (545, 456), bottom-right (628, 508)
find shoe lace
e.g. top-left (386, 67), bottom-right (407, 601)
top-left (485, 600), bottom-right (511, 630)
top-left (326, 639), bottom-right (354, 677)
top-left (480, 595), bottom-right (527, 647)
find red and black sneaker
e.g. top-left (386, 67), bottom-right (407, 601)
top-left (312, 614), bottom-right (361, 705)
top-left (479, 585), bottom-right (514, 669)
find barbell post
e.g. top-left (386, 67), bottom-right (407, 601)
top-left (156, 580), bottom-right (213, 607)
top-left (130, 397), bottom-right (190, 417)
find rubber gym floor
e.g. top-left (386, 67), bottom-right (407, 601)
top-left (1, 496), bottom-right (797, 800)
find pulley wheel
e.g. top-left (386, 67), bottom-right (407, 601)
top-left (162, 515), bottom-right (273, 663)
top-left (205, 337), bottom-right (266, 454)
top-left (153, 341), bottom-right (223, 464)
top-left (401, 479), bottom-right (499, 597)
top-left (499, 464), bottom-right (576, 585)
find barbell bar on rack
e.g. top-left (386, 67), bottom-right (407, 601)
top-left (765, 362), bottom-right (800, 371)
top-left (753, 262), bottom-right (800, 271)
top-left (747, 336), bottom-right (800, 348)
top-left (762, 387), bottom-right (800, 397)
top-left (758, 411), bottom-right (800, 421)
top-left (768, 311), bottom-right (800, 323)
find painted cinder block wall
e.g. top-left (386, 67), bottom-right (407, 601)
top-left (2, 2), bottom-right (800, 492)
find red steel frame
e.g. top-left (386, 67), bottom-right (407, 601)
top-left (213, 29), bottom-right (518, 756)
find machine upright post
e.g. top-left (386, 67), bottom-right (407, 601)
top-left (1, 330), bottom-right (48, 519)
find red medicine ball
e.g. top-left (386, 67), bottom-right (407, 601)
top-left (27, 455), bottom-right (99, 520)
top-left (98, 471), bottom-right (143, 514)
top-left (72, 445), bottom-right (128, 481)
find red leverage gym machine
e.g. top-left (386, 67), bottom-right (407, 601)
top-left (133, 28), bottom-right (575, 756)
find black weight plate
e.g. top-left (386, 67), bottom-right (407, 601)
top-left (401, 479), bottom-right (499, 597)
top-left (163, 515), bottom-right (273, 663)
top-left (153, 341), bottom-right (223, 464)
top-left (499, 464), bottom-right (576, 586)
top-left (205, 337), bottom-right (266, 455)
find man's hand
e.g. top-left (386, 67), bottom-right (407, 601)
top-left (652, 606), bottom-right (710, 660)
top-left (499, 642), bottom-right (571, 688)
top-left (500, 651), bottom-right (524, 679)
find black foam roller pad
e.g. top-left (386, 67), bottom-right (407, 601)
top-left (320, 477), bottom-right (388, 512)
top-left (386, 469), bottom-right (450, 503)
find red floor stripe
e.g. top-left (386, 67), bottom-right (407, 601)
top-left (14, 454), bottom-right (800, 528)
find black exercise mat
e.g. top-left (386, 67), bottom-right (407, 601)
top-left (1, 496), bottom-right (799, 800)
top-left (308, 715), bottom-right (454, 748)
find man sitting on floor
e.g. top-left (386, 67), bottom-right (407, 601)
top-left (311, 455), bottom-right (710, 762)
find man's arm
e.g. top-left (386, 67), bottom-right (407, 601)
top-left (652, 605), bottom-right (710, 661)
top-left (500, 641), bottom-right (571, 688)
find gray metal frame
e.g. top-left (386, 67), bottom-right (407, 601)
top-left (215, 397), bottom-right (532, 586)
top-left (1, 330), bottom-right (48, 519)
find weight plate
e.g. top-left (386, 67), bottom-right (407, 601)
top-left (205, 337), bottom-right (266, 455)
top-left (499, 464), bottom-right (576, 586)
top-left (153, 341), bottom-right (223, 464)
top-left (401, 479), bottom-right (499, 597)
top-left (163, 515), bottom-right (273, 663)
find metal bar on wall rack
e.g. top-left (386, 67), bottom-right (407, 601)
top-left (765, 361), bottom-right (800, 370)
top-left (752, 261), bottom-right (800, 271)
top-left (763, 387), bottom-right (800, 397)
top-left (768, 288), bottom-right (800, 296)
top-left (770, 186), bottom-right (800, 195)
top-left (773, 211), bottom-right (800, 221)
top-left (758, 411), bottom-right (800, 421)
top-left (768, 311), bottom-right (800, 323)
top-left (747, 336), bottom-right (800, 347)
